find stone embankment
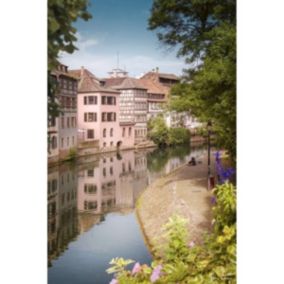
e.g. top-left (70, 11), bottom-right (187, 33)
top-left (136, 153), bottom-right (215, 257)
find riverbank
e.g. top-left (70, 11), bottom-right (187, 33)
top-left (48, 141), bottom-right (157, 168)
top-left (136, 152), bottom-right (215, 257)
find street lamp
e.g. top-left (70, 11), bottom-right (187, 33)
top-left (207, 121), bottom-right (213, 190)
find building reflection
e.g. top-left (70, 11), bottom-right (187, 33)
top-left (77, 150), bottom-right (146, 215)
top-left (48, 163), bottom-right (78, 266)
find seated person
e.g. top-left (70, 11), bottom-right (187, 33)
top-left (188, 157), bottom-right (196, 166)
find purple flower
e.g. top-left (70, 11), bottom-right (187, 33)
top-left (109, 279), bottom-right (118, 284)
top-left (189, 241), bottom-right (195, 248)
top-left (150, 264), bottom-right (162, 282)
top-left (131, 262), bottom-right (141, 275)
top-left (211, 196), bottom-right (217, 205)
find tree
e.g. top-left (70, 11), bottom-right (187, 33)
top-left (147, 115), bottom-right (168, 147)
top-left (149, 0), bottom-right (236, 159)
top-left (48, 0), bottom-right (92, 119)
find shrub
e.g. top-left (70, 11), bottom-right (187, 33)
top-left (167, 127), bottom-right (190, 146)
top-left (66, 147), bottom-right (77, 160)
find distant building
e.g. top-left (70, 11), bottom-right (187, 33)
top-left (113, 77), bottom-right (148, 144)
top-left (108, 67), bottom-right (128, 78)
top-left (48, 63), bottom-right (79, 164)
top-left (139, 78), bottom-right (166, 120)
top-left (141, 69), bottom-right (201, 130)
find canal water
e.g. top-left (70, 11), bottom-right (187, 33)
top-left (48, 144), bottom-right (206, 284)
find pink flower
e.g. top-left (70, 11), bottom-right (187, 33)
top-left (189, 241), bottom-right (195, 248)
top-left (150, 264), bottom-right (162, 282)
top-left (131, 262), bottom-right (142, 275)
top-left (109, 279), bottom-right (118, 284)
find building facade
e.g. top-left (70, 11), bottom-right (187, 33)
top-left (114, 78), bottom-right (148, 144)
top-left (48, 63), bottom-right (78, 164)
top-left (69, 67), bottom-right (134, 153)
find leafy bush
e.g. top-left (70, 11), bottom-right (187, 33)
top-left (167, 127), bottom-right (190, 146)
top-left (148, 116), bottom-right (190, 147)
top-left (66, 147), bottom-right (77, 160)
top-left (147, 116), bottom-right (168, 147)
top-left (107, 182), bottom-right (236, 284)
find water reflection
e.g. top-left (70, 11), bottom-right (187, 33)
top-left (48, 145), bottom-right (206, 283)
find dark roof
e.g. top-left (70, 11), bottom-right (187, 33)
top-left (113, 77), bottom-right (147, 90)
top-left (68, 68), bottom-right (119, 93)
top-left (141, 71), bottom-right (180, 81)
top-left (158, 73), bottom-right (180, 80)
top-left (101, 77), bottom-right (127, 88)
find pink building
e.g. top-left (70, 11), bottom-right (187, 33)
top-left (69, 67), bottom-right (135, 154)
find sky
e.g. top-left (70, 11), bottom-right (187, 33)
top-left (59, 0), bottom-right (186, 78)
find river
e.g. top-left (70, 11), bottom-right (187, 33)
top-left (48, 144), bottom-right (206, 284)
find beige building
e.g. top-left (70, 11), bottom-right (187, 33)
top-left (48, 63), bottom-right (78, 164)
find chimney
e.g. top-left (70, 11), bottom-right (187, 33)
top-left (81, 66), bottom-right (84, 77)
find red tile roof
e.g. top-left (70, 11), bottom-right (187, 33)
top-left (68, 68), bottom-right (119, 93)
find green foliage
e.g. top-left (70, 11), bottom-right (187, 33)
top-left (148, 0), bottom-right (236, 159)
top-left (147, 116), bottom-right (168, 147)
top-left (66, 148), bottom-right (77, 161)
top-left (162, 215), bottom-right (189, 263)
top-left (48, 0), bottom-right (92, 70)
top-left (108, 183), bottom-right (236, 283)
top-left (148, 116), bottom-right (190, 147)
top-left (168, 128), bottom-right (190, 146)
top-left (48, 0), bottom-right (92, 119)
top-left (107, 258), bottom-right (134, 274)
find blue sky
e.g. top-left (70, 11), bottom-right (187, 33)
top-left (59, 0), bottom-right (186, 78)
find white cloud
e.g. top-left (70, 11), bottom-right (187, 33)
top-left (59, 36), bottom-right (187, 78)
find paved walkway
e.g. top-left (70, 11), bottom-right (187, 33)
top-left (136, 153), bottom-right (215, 257)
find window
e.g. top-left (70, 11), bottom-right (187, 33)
top-left (87, 169), bottom-right (94, 177)
top-left (48, 116), bottom-right (56, 127)
top-left (61, 138), bottom-right (64, 148)
top-left (122, 163), bottom-right (126, 173)
top-left (67, 137), bottom-right (69, 146)
top-left (110, 157), bottom-right (113, 162)
top-left (103, 142), bottom-right (106, 147)
top-left (103, 128), bottom-right (106, 137)
top-left (71, 117), bottom-right (76, 127)
top-left (102, 96), bottom-right (116, 105)
top-left (52, 179), bottom-right (57, 191)
top-left (51, 136), bottom-right (57, 149)
top-left (72, 136), bottom-right (74, 145)
top-left (87, 129), bottom-right (94, 139)
top-left (110, 167), bottom-right (113, 175)
top-left (84, 201), bottom-right (97, 210)
top-left (84, 184), bottom-right (97, 194)
top-left (122, 128), bottom-right (125, 137)
top-left (103, 168), bottom-right (106, 177)
top-left (61, 117), bottom-right (64, 128)
top-left (84, 96), bottom-right (97, 105)
top-left (129, 127), bottom-right (132, 137)
top-left (102, 112), bottom-right (116, 122)
top-left (110, 128), bottom-right (113, 137)
top-left (110, 141), bottom-right (113, 147)
top-left (71, 98), bottom-right (76, 108)
top-left (84, 112), bottom-right (97, 122)
top-left (67, 117), bottom-right (70, 128)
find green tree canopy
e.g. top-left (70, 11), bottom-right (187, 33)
top-left (149, 0), bottom-right (236, 159)
top-left (48, 0), bottom-right (92, 119)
